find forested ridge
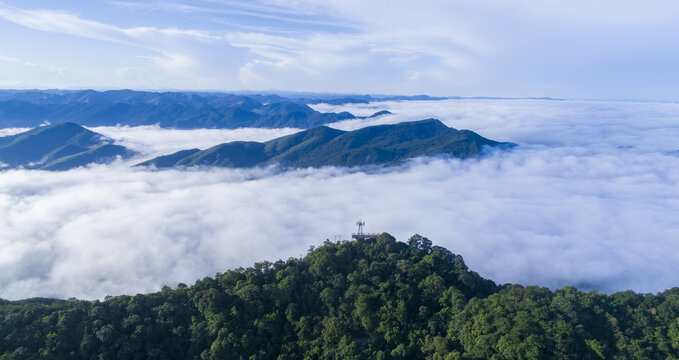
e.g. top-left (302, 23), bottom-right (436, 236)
top-left (139, 119), bottom-right (509, 170)
top-left (0, 123), bottom-right (135, 170)
top-left (1, 234), bottom-right (679, 359)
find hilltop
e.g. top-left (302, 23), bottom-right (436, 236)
top-left (0, 123), bottom-right (135, 170)
top-left (139, 119), bottom-right (511, 169)
top-left (1, 234), bottom-right (678, 359)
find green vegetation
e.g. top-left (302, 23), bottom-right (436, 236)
top-left (0, 123), bottom-right (135, 170)
top-left (140, 119), bottom-right (511, 169)
top-left (1, 234), bottom-right (678, 359)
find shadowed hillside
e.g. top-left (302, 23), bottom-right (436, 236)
top-left (0, 123), bottom-right (135, 170)
top-left (139, 119), bottom-right (512, 169)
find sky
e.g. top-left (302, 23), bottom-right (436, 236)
top-left (0, 1), bottom-right (677, 99)
top-left (2, 98), bottom-right (679, 300)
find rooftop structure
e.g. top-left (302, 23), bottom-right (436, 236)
top-left (351, 220), bottom-right (379, 241)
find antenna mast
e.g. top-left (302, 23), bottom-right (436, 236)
top-left (356, 220), bottom-right (365, 235)
top-left (352, 220), bottom-right (377, 241)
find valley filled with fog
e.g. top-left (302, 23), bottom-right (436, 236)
top-left (2, 98), bottom-right (679, 299)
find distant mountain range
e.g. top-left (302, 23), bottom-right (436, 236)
top-left (0, 90), bottom-right (392, 129)
top-left (139, 119), bottom-right (512, 169)
top-left (0, 123), bottom-right (135, 170)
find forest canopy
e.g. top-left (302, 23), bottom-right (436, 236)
top-left (1, 233), bottom-right (678, 359)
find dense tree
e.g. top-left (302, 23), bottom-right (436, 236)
top-left (1, 233), bottom-right (678, 359)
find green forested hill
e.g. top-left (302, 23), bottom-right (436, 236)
top-left (139, 119), bottom-right (510, 169)
top-left (0, 123), bottom-right (135, 170)
top-left (1, 234), bottom-right (678, 359)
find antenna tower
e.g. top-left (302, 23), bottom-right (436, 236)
top-left (356, 220), bottom-right (365, 235)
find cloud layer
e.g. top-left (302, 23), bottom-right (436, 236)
top-left (2, 99), bottom-right (679, 299)
top-left (90, 125), bottom-right (300, 161)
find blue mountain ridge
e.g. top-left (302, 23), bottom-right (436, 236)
top-left (0, 123), bottom-right (136, 170)
top-left (0, 90), bottom-right (391, 129)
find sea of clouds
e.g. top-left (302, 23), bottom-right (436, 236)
top-left (2, 98), bottom-right (679, 300)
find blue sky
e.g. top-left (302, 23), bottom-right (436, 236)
top-left (0, 0), bottom-right (677, 99)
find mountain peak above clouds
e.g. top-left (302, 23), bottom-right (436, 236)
top-left (0, 123), bottom-right (135, 170)
top-left (139, 119), bottom-right (512, 170)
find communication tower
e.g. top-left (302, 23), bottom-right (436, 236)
top-left (356, 220), bottom-right (365, 235)
top-left (352, 220), bottom-right (378, 241)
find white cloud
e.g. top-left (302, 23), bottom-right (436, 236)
top-left (0, 53), bottom-right (19, 63)
top-left (137, 52), bottom-right (197, 74)
top-left (0, 127), bottom-right (29, 136)
top-left (228, 30), bottom-right (476, 87)
top-left (313, 99), bottom-right (679, 152)
top-left (0, 7), bottom-right (118, 41)
top-left (218, 0), bottom-right (679, 97)
top-left (122, 27), bottom-right (219, 42)
top-left (0, 2), bottom-right (225, 84)
top-left (221, 1), bottom-right (489, 91)
top-left (90, 125), bottom-right (300, 160)
top-left (110, 0), bottom-right (354, 29)
top-left (2, 99), bottom-right (679, 300)
top-left (0, 4), bottom-right (219, 44)
top-left (238, 62), bottom-right (264, 86)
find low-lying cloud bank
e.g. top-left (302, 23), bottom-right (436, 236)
top-left (90, 125), bottom-right (301, 161)
top-left (2, 99), bottom-right (679, 299)
top-left (315, 99), bottom-right (679, 151)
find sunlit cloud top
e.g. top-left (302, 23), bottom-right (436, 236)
top-left (0, 0), bottom-right (677, 99)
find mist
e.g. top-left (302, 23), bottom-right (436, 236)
top-left (91, 125), bottom-right (301, 161)
top-left (2, 99), bottom-right (679, 299)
